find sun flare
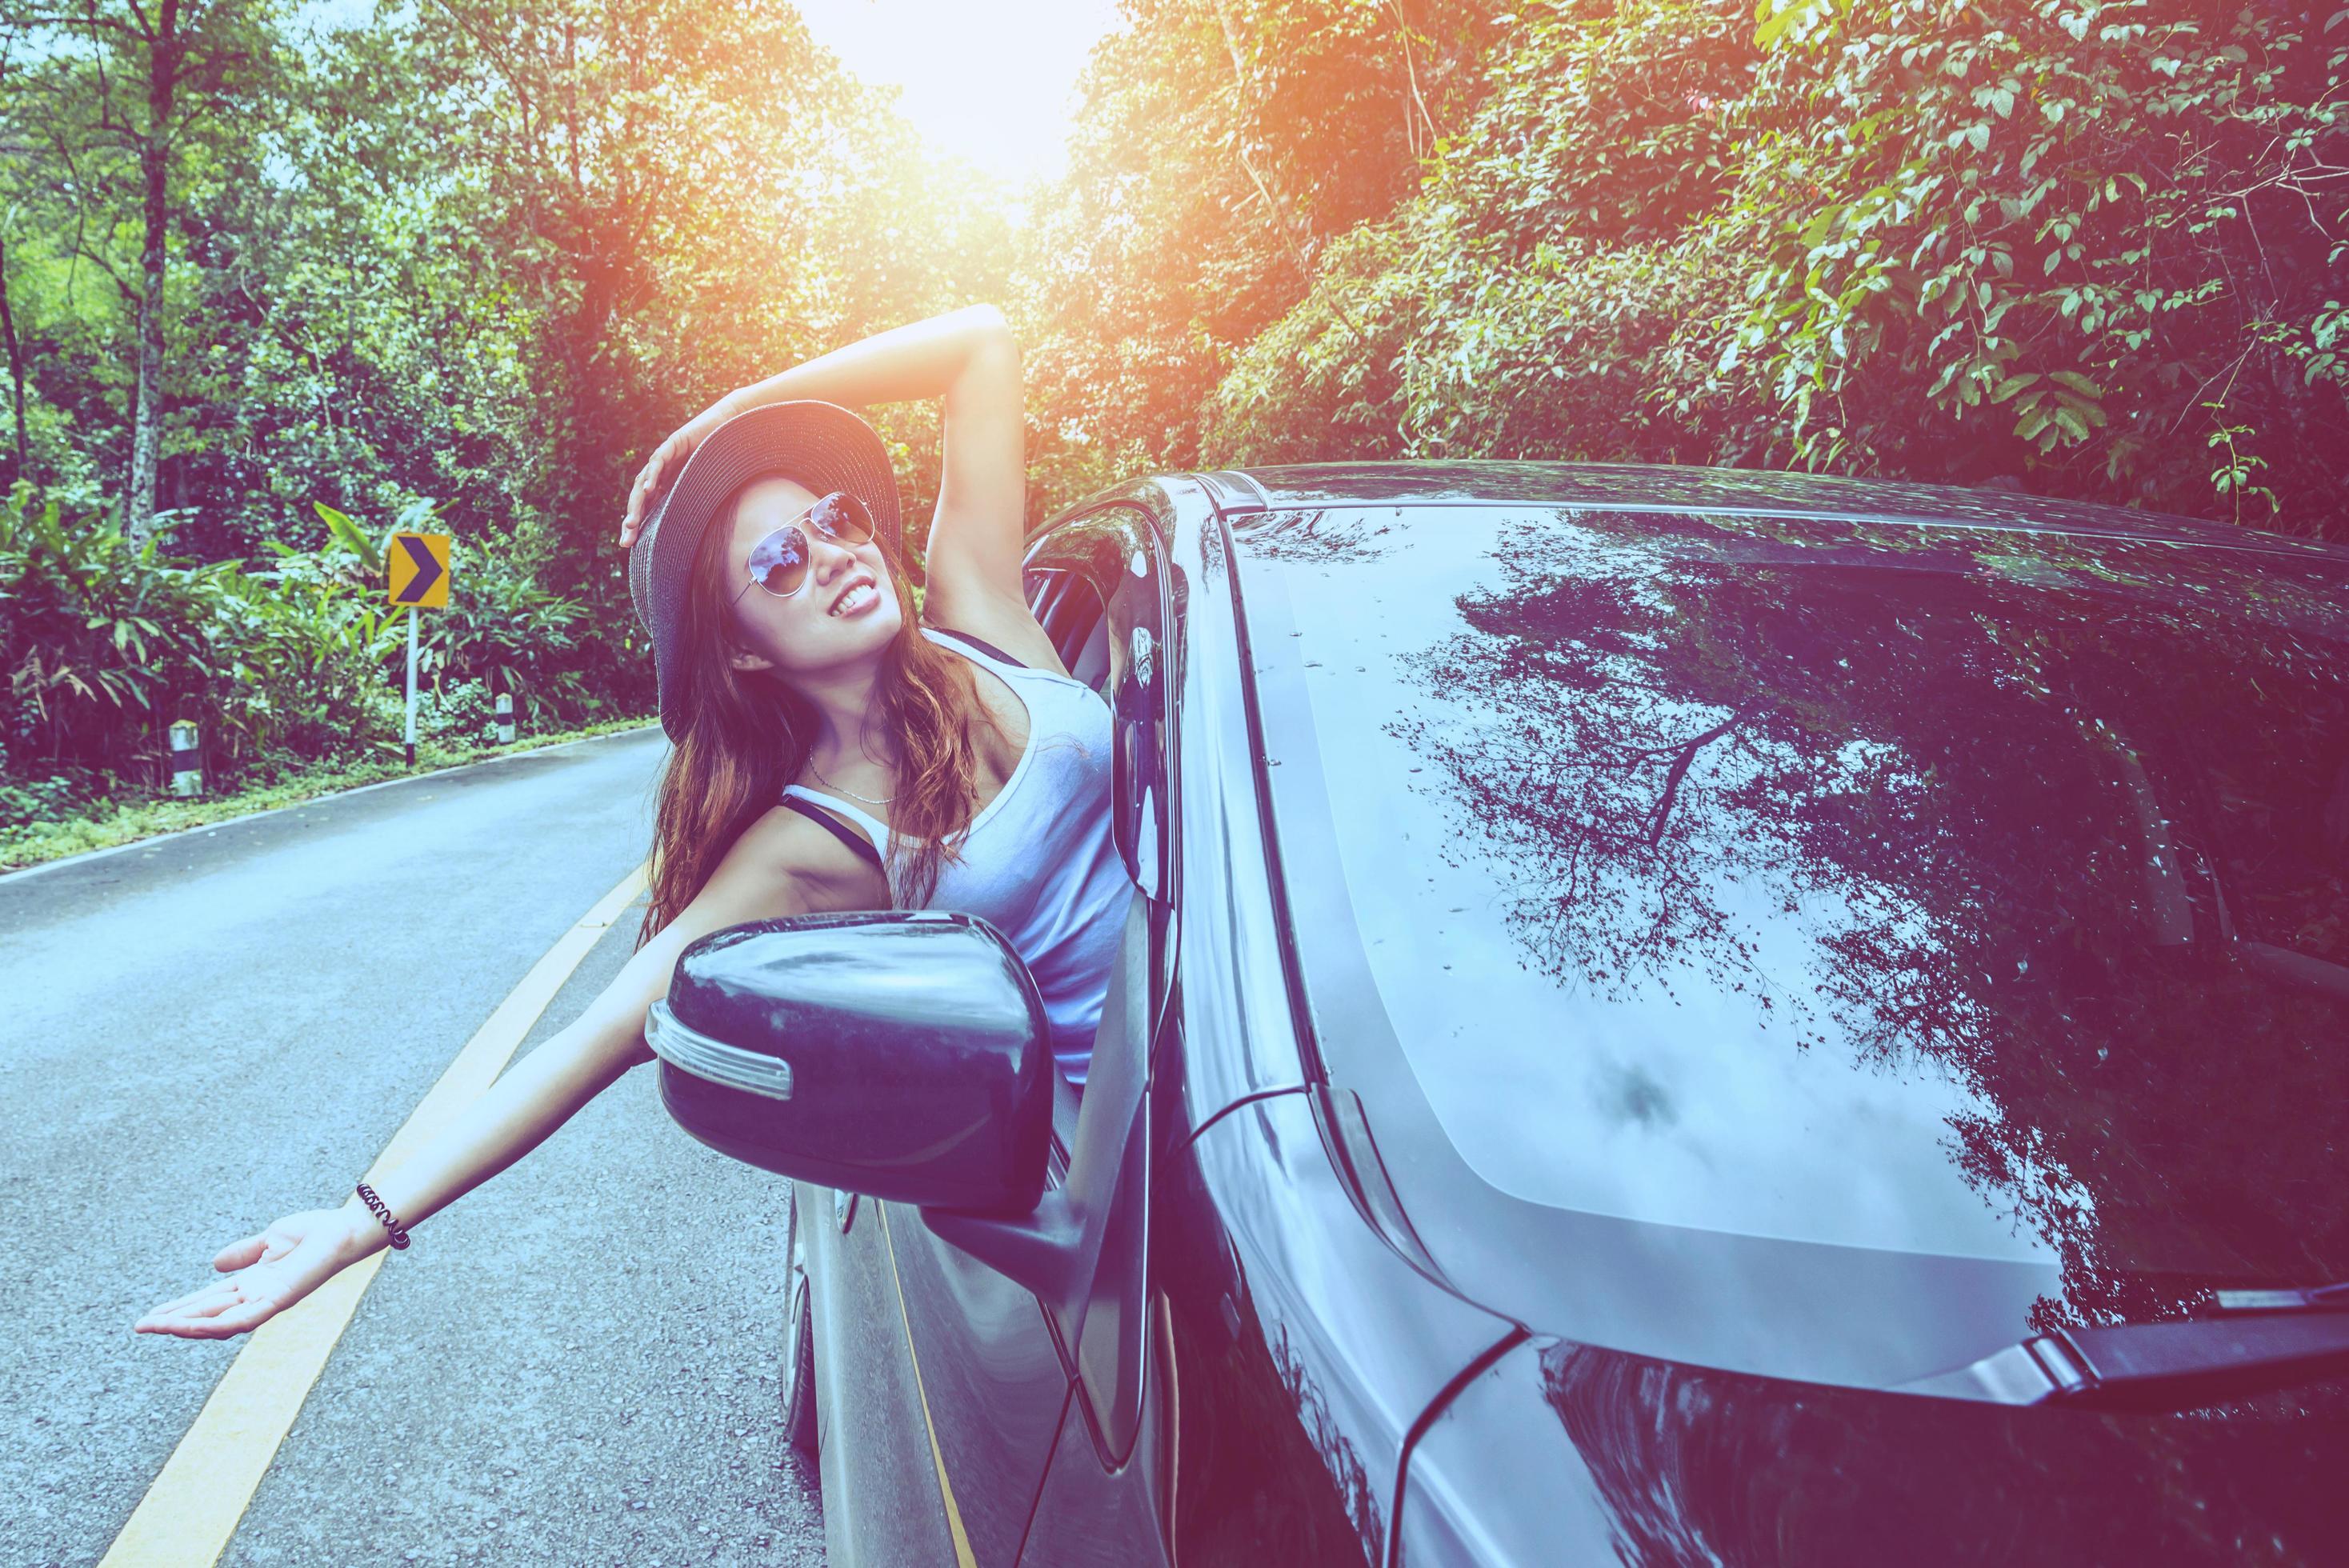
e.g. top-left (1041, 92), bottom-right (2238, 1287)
top-left (790, 0), bottom-right (1126, 187)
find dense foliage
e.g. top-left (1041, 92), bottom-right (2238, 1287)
top-left (1191, 0), bottom-right (2347, 528)
top-left (0, 0), bottom-right (1006, 826)
top-left (1013, 0), bottom-right (1502, 501)
top-left (0, 486), bottom-right (580, 823)
top-left (2, 0), bottom-right (2339, 833)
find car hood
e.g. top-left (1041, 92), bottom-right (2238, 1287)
top-left (1399, 1333), bottom-right (2349, 1567)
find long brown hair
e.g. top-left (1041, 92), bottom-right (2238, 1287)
top-left (634, 471), bottom-right (1000, 946)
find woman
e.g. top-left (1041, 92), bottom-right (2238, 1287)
top-left (134, 302), bottom-right (1134, 1341)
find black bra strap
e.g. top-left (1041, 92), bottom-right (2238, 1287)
top-left (779, 794), bottom-right (885, 874)
top-left (923, 622), bottom-right (1031, 671)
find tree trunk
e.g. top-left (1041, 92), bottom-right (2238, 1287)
top-left (126, 0), bottom-right (182, 544)
top-left (0, 237), bottom-right (28, 488)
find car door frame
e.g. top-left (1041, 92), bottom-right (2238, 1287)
top-left (1031, 500), bottom-right (1176, 1462)
top-left (1010, 485), bottom-right (1212, 1565)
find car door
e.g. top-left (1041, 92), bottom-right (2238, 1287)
top-left (1012, 500), bottom-right (1183, 1565)
top-left (878, 506), bottom-right (1166, 1566)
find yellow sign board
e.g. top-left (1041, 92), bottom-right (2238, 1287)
top-left (387, 533), bottom-right (450, 607)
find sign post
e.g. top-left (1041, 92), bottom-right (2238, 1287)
top-left (404, 613), bottom-right (419, 766)
top-left (386, 532), bottom-right (452, 767)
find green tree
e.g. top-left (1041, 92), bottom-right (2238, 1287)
top-left (0, 0), bottom-right (294, 538)
top-left (1010, 0), bottom-right (1499, 518)
top-left (1195, 0), bottom-right (2349, 538)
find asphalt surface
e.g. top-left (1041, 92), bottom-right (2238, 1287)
top-left (0, 728), bottom-right (826, 1566)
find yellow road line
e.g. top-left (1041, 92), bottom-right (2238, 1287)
top-left (877, 1202), bottom-right (981, 1568)
top-left (102, 862), bottom-right (649, 1568)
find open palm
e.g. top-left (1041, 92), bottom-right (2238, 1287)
top-left (134, 1209), bottom-right (366, 1342)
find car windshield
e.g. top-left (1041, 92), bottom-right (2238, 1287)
top-left (1244, 503), bottom-right (2349, 1326)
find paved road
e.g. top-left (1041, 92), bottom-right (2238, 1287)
top-left (0, 729), bottom-right (826, 1567)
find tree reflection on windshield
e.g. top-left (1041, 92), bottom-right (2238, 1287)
top-left (1255, 505), bottom-right (2349, 1330)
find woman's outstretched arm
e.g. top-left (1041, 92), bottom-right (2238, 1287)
top-left (132, 810), bottom-right (842, 1341)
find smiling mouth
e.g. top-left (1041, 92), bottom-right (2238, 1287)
top-left (828, 578), bottom-right (878, 616)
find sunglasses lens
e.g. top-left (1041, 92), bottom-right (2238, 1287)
top-left (742, 494), bottom-right (874, 600)
top-left (750, 526), bottom-right (809, 595)
top-left (810, 491), bottom-right (874, 545)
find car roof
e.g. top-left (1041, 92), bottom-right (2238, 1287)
top-left (1189, 460), bottom-right (2349, 564)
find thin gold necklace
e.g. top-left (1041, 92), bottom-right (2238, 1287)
top-left (810, 762), bottom-right (895, 806)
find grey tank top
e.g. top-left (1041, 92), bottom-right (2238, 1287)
top-left (779, 623), bottom-right (1138, 1086)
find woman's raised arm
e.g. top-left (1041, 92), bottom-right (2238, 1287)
top-left (132, 808), bottom-right (849, 1341)
top-left (618, 302), bottom-right (1022, 567)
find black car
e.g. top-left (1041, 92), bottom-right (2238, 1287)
top-left (646, 462), bottom-right (2349, 1566)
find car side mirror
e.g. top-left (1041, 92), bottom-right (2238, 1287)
top-left (646, 909), bottom-right (1054, 1214)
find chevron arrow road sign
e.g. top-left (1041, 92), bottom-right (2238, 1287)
top-left (387, 533), bottom-right (450, 607)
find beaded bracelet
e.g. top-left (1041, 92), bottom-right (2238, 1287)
top-left (354, 1182), bottom-right (412, 1250)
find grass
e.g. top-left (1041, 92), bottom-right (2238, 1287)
top-left (0, 715), bottom-right (662, 875)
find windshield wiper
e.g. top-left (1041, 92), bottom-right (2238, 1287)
top-left (1899, 1290), bottom-right (2349, 1409)
top-left (2214, 1279), bottom-right (2349, 1314)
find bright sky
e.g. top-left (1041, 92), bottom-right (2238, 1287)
top-left (790, 0), bottom-right (1126, 186)
top-left (295, 1), bottom-right (1126, 189)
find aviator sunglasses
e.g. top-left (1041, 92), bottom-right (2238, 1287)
top-left (730, 490), bottom-right (880, 605)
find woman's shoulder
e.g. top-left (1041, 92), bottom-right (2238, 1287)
top-left (734, 800), bottom-right (889, 911)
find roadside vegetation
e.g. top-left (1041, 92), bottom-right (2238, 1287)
top-left (1, 715), bottom-right (658, 874)
top-left (2, 0), bottom-right (2338, 863)
top-left (1023, 0), bottom-right (2346, 533)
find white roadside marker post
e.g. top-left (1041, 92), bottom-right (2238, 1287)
top-left (494, 690), bottom-right (515, 745)
top-left (168, 719), bottom-right (203, 797)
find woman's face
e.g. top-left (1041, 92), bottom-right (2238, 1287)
top-left (721, 475), bottom-right (900, 675)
